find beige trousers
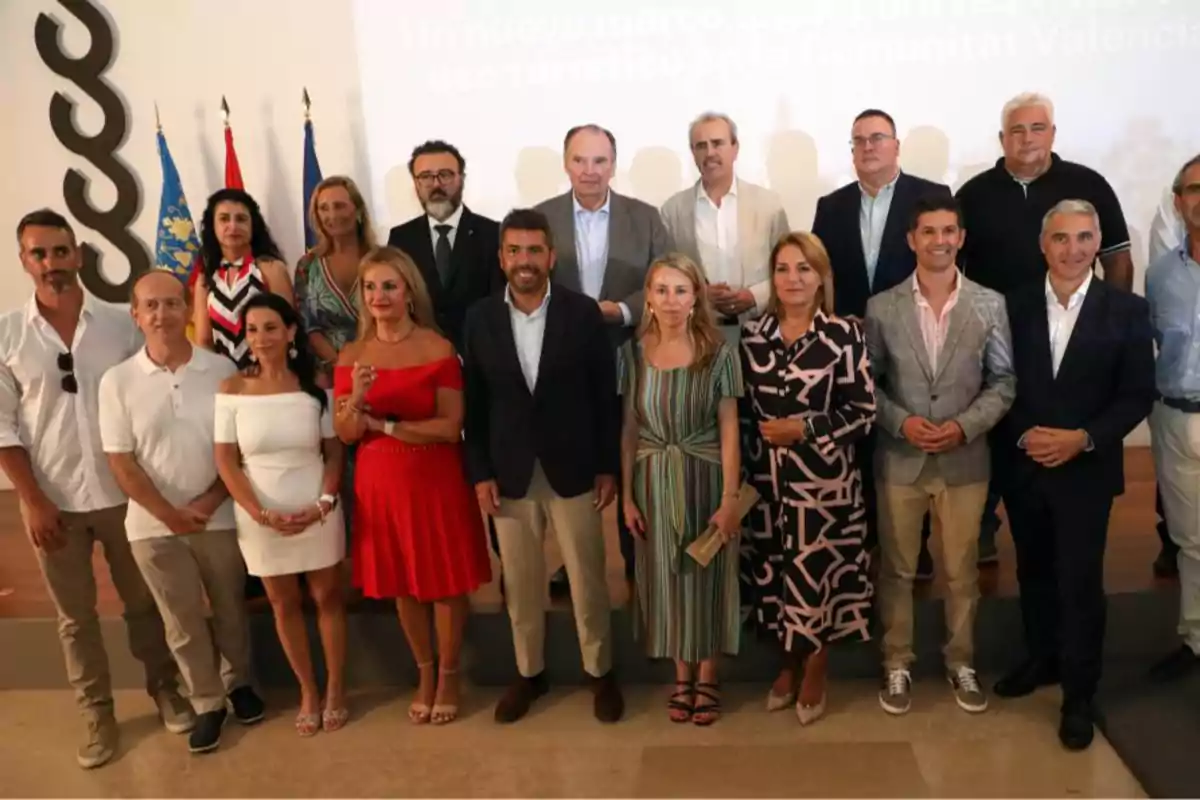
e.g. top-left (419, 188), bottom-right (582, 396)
top-left (1150, 403), bottom-right (1200, 654)
top-left (492, 462), bottom-right (613, 678)
top-left (28, 503), bottom-right (176, 719)
top-left (877, 462), bottom-right (987, 671)
top-left (130, 529), bottom-right (251, 714)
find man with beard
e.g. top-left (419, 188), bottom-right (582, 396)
top-left (537, 124), bottom-right (672, 586)
top-left (387, 140), bottom-right (504, 350)
top-left (660, 111), bottom-right (789, 342)
top-left (462, 208), bottom-right (624, 725)
top-left (0, 210), bottom-right (187, 767)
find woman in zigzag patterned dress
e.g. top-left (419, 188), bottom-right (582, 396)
top-left (739, 232), bottom-right (876, 726)
top-left (193, 188), bottom-right (294, 370)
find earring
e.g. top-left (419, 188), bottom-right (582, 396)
top-left (288, 343), bottom-right (298, 359)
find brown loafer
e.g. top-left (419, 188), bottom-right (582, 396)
top-left (592, 672), bottom-right (624, 723)
top-left (494, 673), bottom-right (548, 724)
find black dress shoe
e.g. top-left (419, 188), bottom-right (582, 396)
top-left (1059, 701), bottom-right (1095, 751)
top-left (494, 673), bottom-right (549, 724)
top-left (549, 566), bottom-right (571, 597)
top-left (227, 686), bottom-right (265, 725)
top-left (188, 709), bottom-right (227, 754)
top-left (1149, 645), bottom-right (1200, 683)
top-left (994, 660), bottom-right (1059, 698)
top-left (592, 672), bottom-right (624, 723)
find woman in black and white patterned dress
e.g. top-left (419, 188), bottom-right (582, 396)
top-left (193, 188), bottom-right (294, 370)
top-left (739, 232), bottom-right (876, 726)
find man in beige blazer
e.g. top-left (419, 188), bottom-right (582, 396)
top-left (660, 112), bottom-right (789, 333)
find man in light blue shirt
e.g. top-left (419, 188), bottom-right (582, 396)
top-left (535, 124), bottom-right (673, 586)
top-left (1145, 152), bottom-right (1200, 684)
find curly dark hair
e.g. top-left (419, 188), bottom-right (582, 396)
top-left (200, 188), bottom-right (285, 289)
top-left (239, 292), bottom-right (326, 412)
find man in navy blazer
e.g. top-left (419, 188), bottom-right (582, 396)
top-left (992, 199), bottom-right (1155, 750)
top-left (812, 109), bottom-right (951, 572)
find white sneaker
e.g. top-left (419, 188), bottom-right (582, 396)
top-left (948, 665), bottom-right (989, 713)
top-left (155, 688), bottom-right (196, 734)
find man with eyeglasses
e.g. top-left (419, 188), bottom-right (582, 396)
top-left (387, 140), bottom-right (505, 350)
top-left (0, 209), bottom-right (186, 768)
top-left (812, 109), bottom-right (952, 574)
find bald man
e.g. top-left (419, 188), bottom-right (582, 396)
top-left (99, 270), bottom-right (265, 756)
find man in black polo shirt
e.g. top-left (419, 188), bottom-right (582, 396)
top-left (956, 91), bottom-right (1134, 563)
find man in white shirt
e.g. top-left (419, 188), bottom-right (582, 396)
top-left (660, 111), bottom-right (789, 335)
top-left (0, 209), bottom-right (187, 769)
top-left (99, 270), bottom-right (264, 755)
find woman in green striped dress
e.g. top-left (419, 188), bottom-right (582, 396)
top-left (620, 254), bottom-right (744, 726)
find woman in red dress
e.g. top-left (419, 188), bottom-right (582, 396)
top-left (332, 246), bottom-right (490, 725)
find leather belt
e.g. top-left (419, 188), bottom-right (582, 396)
top-left (1162, 396), bottom-right (1200, 414)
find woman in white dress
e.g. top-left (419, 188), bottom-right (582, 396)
top-left (214, 292), bottom-right (348, 737)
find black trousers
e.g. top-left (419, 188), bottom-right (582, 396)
top-left (1005, 481), bottom-right (1113, 704)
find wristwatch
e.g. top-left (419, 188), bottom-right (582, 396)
top-left (318, 493), bottom-right (338, 510)
top-left (384, 420), bottom-right (396, 437)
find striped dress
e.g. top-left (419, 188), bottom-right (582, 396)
top-left (619, 338), bottom-right (744, 663)
top-left (207, 256), bottom-right (267, 370)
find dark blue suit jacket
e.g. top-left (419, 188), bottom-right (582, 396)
top-left (812, 172), bottom-right (951, 319)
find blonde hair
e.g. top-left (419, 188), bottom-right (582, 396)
top-left (765, 231), bottom-right (836, 318)
top-left (637, 253), bottom-right (725, 370)
top-left (354, 246), bottom-right (438, 341)
top-left (308, 176), bottom-right (378, 257)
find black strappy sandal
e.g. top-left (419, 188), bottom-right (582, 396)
top-left (693, 682), bottom-right (722, 726)
top-left (668, 681), bottom-right (695, 723)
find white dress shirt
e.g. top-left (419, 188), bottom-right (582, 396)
top-left (1046, 270), bottom-right (1093, 377)
top-left (427, 202), bottom-right (465, 250)
top-left (505, 285), bottom-right (551, 392)
top-left (99, 346), bottom-right (237, 541)
top-left (0, 293), bottom-right (141, 511)
top-left (572, 192), bottom-right (631, 325)
top-left (694, 179), bottom-right (740, 286)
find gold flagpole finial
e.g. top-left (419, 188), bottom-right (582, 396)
top-left (220, 95), bottom-right (230, 127)
top-left (303, 87), bottom-right (312, 121)
top-left (154, 102), bottom-right (162, 133)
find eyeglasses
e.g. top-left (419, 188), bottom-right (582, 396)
top-left (58, 351), bottom-right (77, 394)
top-left (415, 170), bottom-right (459, 186)
top-left (850, 133), bottom-right (895, 150)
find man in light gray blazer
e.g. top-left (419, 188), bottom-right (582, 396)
top-left (865, 195), bottom-right (1015, 719)
top-left (660, 112), bottom-right (789, 335)
top-left (536, 124), bottom-right (673, 348)
top-left (535, 123), bottom-right (672, 584)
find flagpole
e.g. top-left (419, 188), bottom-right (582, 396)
top-left (303, 87), bottom-right (311, 122)
top-left (221, 95), bottom-right (230, 128)
top-left (154, 101), bottom-right (161, 133)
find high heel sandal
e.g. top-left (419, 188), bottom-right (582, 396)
top-left (409, 661), bottom-right (435, 724)
top-left (322, 706), bottom-right (350, 732)
top-left (295, 711), bottom-right (321, 737)
top-left (668, 681), bottom-right (695, 723)
top-left (431, 667), bottom-right (459, 725)
top-left (693, 682), bottom-right (722, 726)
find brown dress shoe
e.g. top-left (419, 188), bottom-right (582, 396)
top-left (592, 672), bottom-right (624, 723)
top-left (494, 674), bottom-right (548, 724)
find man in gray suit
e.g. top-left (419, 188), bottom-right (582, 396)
top-left (660, 111), bottom-right (789, 336)
top-left (865, 195), bottom-right (1015, 718)
top-left (536, 123), bottom-right (673, 583)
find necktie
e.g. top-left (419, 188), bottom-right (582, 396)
top-left (434, 224), bottom-right (453, 286)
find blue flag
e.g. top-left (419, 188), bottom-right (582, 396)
top-left (153, 129), bottom-right (201, 284)
top-left (303, 118), bottom-right (323, 249)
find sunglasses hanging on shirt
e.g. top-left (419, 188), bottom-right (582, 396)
top-left (58, 351), bottom-right (77, 394)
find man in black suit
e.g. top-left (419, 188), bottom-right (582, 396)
top-left (462, 208), bottom-right (624, 726)
top-left (993, 199), bottom-right (1155, 750)
top-left (812, 108), bottom-right (953, 574)
top-left (386, 140), bottom-right (505, 350)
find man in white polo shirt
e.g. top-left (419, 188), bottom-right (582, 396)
top-left (99, 270), bottom-right (264, 755)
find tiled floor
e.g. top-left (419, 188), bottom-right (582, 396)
top-left (0, 682), bottom-right (1144, 798)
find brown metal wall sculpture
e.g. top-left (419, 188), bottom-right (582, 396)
top-left (34, 0), bottom-right (149, 303)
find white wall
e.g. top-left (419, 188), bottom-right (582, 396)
top-left (4, 0), bottom-right (1199, 474)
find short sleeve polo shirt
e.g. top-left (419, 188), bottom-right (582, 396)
top-left (955, 153), bottom-right (1130, 297)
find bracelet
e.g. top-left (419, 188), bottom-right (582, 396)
top-left (258, 508), bottom-right (270, 525)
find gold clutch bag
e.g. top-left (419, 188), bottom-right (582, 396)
top-left (685, 482), bottom-right (760, 567)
